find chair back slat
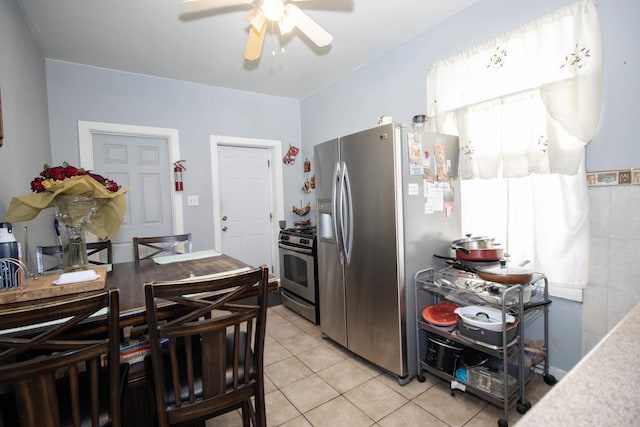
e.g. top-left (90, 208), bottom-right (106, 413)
top-left (132, 233), bottom-right (192, 261)
top-left (144, 265), bottom-right (268, 427)
top-left (36, 241), bottom-right (113, 274)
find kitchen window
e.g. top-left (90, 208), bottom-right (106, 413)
top-left (426, 0), bottom-right (602, 300)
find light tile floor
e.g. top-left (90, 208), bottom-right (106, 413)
top-left (207, 305), bottom-right (553, 427)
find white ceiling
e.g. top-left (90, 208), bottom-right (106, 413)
top-left (17, 0), bottom-right (479, 99)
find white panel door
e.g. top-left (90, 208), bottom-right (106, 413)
top-left (218, 145), bottom-right (271, 268)
top-left (92, 134), bottom-right (174, 262)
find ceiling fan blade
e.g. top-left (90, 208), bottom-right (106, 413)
top-left (284, 4), bottom-right (333, 47)
top-left (246, 7), bottom-right (266, 32)
top-left (181, 0), bottom-right (252, 13)
top-left (245, 21), bottom-right (267, 61)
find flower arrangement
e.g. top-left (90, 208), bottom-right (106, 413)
top-left (5, 162), bottom-right (129, 272)
top-left (5, 162), bottom-right (129, 241)
top-left (30, 162), bottom-right (120, 193)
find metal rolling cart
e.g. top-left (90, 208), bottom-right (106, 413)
top-left (414, 267), bottom-right (556, 427)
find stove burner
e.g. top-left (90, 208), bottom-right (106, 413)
top-left (279, 225), bottom-right (316, 250)
top-left (281, 225), bottom-right (316, 237)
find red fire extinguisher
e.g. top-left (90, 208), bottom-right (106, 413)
top-left (173, 160), bottom-right (186, 191)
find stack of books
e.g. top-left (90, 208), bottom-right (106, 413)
top-left (119, 335), bottom-right (151, 364)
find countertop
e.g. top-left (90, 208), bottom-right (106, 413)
top-left (516, 302), bottom-right (640, 426)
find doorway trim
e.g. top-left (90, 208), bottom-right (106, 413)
top-left (210, 135), bottom-right (284, 271)
top-left (78, 121), bottom-right (184, 234)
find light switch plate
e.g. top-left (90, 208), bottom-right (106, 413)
top-left (187, 195), bottom-right (199, 206)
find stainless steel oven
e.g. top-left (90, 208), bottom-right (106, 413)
top-left (278, 227), bottom-right (319, 324)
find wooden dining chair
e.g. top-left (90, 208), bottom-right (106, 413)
top-left (0, 288), bottom-right (128, 427)
top-left (132, 233), bottom-right (192, 261)
top-left (144, 265), bottom-right (269, 427)
top-left (36, 240), bottom-right (113, 274)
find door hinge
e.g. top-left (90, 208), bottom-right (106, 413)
top-left (267, 159), bottom-right (270, 168)
top-left (270, 212), bottom-right (273, 220)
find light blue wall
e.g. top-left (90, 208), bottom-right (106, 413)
top-left (45, 61), bottom-right (303, 251)
top-left (300, 0), bottom-right (640, 373)
top-left (0, 0), bottom-right (54, 260)
top-left (591, 0), bottom-right (640, 169)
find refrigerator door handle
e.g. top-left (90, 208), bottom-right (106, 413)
top-left (338, 162), bottom-right (348, 265)
top-left (342, 163), bottom-right (353, 264)
top-left (333, 162), bottom-right (345, 265)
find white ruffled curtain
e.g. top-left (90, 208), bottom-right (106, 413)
top-left (426, 0), bottom-right (602, 293)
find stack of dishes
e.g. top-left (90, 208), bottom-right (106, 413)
top-left (422, 302), bottom-right (458, 332)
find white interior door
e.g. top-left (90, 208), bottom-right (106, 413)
top-left (218, 145), bottom-right (272, 269)
top-left (79, 122), bottom-right (183, 263)
top-left (210, 135), bottom-right (284, 275)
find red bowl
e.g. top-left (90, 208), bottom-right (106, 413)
top-left (422, 302), bottom-right (458, 326)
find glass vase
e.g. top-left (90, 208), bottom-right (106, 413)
top-left (57, 224), bottom-right (89, 272)
top-left (53, 194), bottom-right (106, 272)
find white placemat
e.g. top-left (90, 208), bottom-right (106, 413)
top-left (53, 270), bottom-right (100, 285)
top-left (153, 249), bottom-right (222, 265)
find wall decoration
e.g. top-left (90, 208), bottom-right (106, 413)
top-left (283, 144), bottom-right (299, 165)
top-left (586, 169), bottom-right (636, 186)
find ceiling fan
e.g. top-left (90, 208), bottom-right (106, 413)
top-left (181, 0), bottom-right (333, 61)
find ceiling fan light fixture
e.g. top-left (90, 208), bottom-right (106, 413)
top-left (261, 0), bottom-right (284, 22)
top-left (278, 10), bottom-right (296, 35)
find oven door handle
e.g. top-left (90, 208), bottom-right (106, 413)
top-left (278, 243), bottom-right (314, 255)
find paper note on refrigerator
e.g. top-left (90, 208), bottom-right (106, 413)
top-left (434, 137), bottom-right (448, 182)
top-left (408, 131), bottom-right (424, 176)
top-left (424, 181), bottom-right (444, 212)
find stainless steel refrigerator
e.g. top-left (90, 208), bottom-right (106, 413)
top-left (314, 123), bottom-right (460, 383)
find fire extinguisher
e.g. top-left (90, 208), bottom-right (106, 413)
top-left (173, 160), bottom-right (186, 191)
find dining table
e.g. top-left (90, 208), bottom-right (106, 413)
top-left (105, 251), bottom-right (279, 329)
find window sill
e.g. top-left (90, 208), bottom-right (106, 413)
top-left (548, 286), bottom-right (583, 303)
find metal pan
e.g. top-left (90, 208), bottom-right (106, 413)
top-left (475, 263), bottom-right (533, 284)
top-left (433, 254), bottom-right (499, 273)
top-left (452, 246), bottom-right (504, 262)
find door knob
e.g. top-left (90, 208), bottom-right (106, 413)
top-left (222, 215), bottom-right (228, 221)
top-left (222, 226), bottom-right (228, 232)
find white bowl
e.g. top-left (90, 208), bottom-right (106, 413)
top-left (454, 306), bottom-right (515, 332)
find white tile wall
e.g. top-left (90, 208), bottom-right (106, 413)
top-left (583, 186), bottom-right (640, 355)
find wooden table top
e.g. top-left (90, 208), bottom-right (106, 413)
top-left (0, 253), bottom-right (278, 331)
top-left (106, 254), bottom-right (279, 326)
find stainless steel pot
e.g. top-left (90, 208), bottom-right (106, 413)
top-left (452, 234), bottom-right (499, 250)
top-left (453, 247), bottom-right (504, 262)
top-left (451, 234), bottom-right (504, 261)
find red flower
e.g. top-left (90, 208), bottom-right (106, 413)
top-left (30, 177), bottom-right (45, 192)
top-left (105, 181), bottom-right (119, 192)
top-left (88, 172), bottom-right (106, 184)
top-left (44, 166), bottom-right (66, 181)
top-left (63, 164), bottom-right (80, 178)
top-left (29, 162), bottom-right (120, 193)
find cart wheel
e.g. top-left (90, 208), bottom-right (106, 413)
top-left (417, 375), bottom-right (426, 383)
top-left (543, 374), bottom-right (557, 385)
top-left (498, 418), bottom-right (509, 427)
top-left (516, 400), bottom-right (530, 414)
top-left (450, 389), bottom-right (456, 397)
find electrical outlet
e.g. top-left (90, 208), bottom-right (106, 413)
top-left (187, 195), bottom-right (199, 206)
